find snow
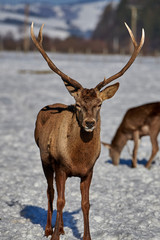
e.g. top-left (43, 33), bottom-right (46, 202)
top-left (0, 51), bottom-right (160, 240)
top-left (71, 1), bottom-right (108, 32)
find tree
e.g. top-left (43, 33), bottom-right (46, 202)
top-left (92, 0), bottom-right (160, 54)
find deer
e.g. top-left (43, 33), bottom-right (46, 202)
top-left (102, 102), bottom-right (160, 169)
top-left (31, 22), bottom-right (144, 240)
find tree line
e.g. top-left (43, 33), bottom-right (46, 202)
top-left (1, 0), bottom-right (160, 55)
top-left (92, 0), bottom-right (160, 55)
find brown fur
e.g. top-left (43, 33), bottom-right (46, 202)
top-left (102, 102), bottom-right (160, 168)
top-left (35, 86), bottom-right (119, 240)
top-left (35, 102), bottom-right (101, 177)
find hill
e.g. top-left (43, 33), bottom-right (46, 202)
top-left (0, 1), bottom-right (110, 40)
top-left (92, 0), bottom-right (160, 54)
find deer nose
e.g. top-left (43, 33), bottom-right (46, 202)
top-left (84, 119), bottom-right (96, 131)
top-left (86, 121), bottom-right (95, 128)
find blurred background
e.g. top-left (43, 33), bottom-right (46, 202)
top-left (1, 2), bottom-right (160, 239)
top-left (0, 0), bottom-right (159, 55)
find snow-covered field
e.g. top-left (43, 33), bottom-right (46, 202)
top-left (0, 51), bottom-right (160, 240)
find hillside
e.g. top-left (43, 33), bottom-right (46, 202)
top-left (92, 0), bottom-right (160, 54)
top-left (0, 1), bottom-right (110, 40)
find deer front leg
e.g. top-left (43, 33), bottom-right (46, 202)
top-left (51, 167), bottom-right (67, 240)
top-left (132, 130), bottom-right (139, 168)
top-left (42, 162), bottom-right (54, 237)
top-left (145, 134), bottom-right (159, 169)
top-left (80, 170), bottom-right (93, 240)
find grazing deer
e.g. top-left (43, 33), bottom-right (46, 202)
top-left (31, 22), bottom-right (144, 240)
top-left (102, 102), bottom-right (160, 169)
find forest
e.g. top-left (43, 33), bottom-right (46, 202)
top-left (93, 0), bottom-right (160, 54)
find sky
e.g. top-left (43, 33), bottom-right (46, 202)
top-left (0, 0), bottom-right (112, 6)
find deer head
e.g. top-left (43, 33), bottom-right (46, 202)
top-left (101, 142), bottom-right (120, 165)
top-left (31, 22), bottom-right (145, 132)
top-left (74, 85), bottom-right (119, 132)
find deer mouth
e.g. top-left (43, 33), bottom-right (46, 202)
top-left (84, 126), bottom-right (95, 132)
top-left (84, 124), bottom-right (96, 132)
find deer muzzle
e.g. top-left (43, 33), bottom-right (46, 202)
top-left (83, 119), bottom-right (96, 132)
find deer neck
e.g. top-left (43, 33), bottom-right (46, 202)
top-left (63, 111), bottom-right (101, 176)
top-left (69, 112), bottom-right (101, 144)
top-left (111, 126), bottom-right (127, 153)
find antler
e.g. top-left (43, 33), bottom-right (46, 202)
top-left (30, 22), bottom-right (82, 95)
top-left (95, 22), bottom-right (145, 91)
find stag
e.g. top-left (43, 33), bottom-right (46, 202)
top-left (102, 102), bottom-right (160, 169)
top-left (31, 22), bottom-right (144, 240)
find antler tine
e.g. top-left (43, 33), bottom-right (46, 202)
top-left (37, 23), bottom-right (44, 46)
top-left (124, 22), bottom-right (137, 48)
top-left (30, 22), bottom-right (82, 91)
top-left (96, 22), bottom-right (145, 91)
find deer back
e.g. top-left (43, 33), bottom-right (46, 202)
top-left (120, 102), bottom-right (160, 134)
top-left (111, 102), bottom-right (160, 148)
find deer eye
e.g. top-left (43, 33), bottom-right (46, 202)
top-left (98, 103), bottom-right (102, 108)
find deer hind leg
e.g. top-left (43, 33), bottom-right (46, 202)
top-left (132, 130), bottom-right (140, 168)
top-left (80, 170), bottom-right (93, 240)
top-left (51, 167), bottom-right (67, 240)
top-left (42, 162), bottom-right (54, 237)
top-left (145, 132), bottom-right (159, 169)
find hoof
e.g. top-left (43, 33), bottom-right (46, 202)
top-left (145, 164), bottom-right (151, 169)
top-left (131, 164), bottom-right (137, 168)
top-left (83, 236), bottom-right (91, 240)
top-left (45, 226), bottom-right (53, 237)
top-left (50, 228), bottom-right (65, 240)
top-left (50, 233), bottom-right (60, 240)
top-left (59, 228), bottom-right (65, 235)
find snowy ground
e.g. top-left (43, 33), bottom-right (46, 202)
top-left (0, 51), bottom-right (160, 240)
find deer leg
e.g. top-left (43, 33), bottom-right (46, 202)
top-left (42, 162), bottom-right (54, 237)
top-left (51, 167), bottom-right (67, 240)
top-left (132, 130), bottom-right (139, 168)
top-left (145, 134), bottom-right (159, 169)
top-left (80, 170), bottom-right (93, 240)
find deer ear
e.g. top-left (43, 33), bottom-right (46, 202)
top-left (101, 141), bottom-right (111, 149)
top-left (61, 77), bottom-right (83, 99)
top-left (100, 82), bottom-right (119, 101)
